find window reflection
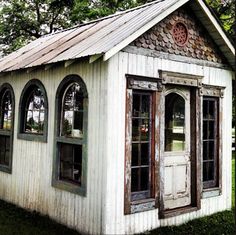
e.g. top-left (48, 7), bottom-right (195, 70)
top-left (0, 90), bottom-right (12, 130)
top-left (61, 83), bottom-right (84, 138)
top-left (25, 87), bottom-right (45, 134)
top-left (165, 93), bottom-right (185, 151)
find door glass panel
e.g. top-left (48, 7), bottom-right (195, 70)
top-left (165, 93), bottom-right (185, 151)
top-left (131, 143), bottom-right (139, 166)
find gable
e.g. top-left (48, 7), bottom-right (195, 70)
top-left (130, 6), bottom-right (227, 64)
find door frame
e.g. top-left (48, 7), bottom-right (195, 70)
top-left (158, 70), bottom-right (202, 218)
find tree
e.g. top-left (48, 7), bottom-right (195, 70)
top-left (205, 0), bottom-right (235, 40)
top-left (0, 0), bottom-right (74, 54)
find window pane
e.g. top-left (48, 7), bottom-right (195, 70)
top-left (131, 143), bottom-right (139, 166)
top-left (133, 94), bottom-right (140, 117)
top-left (140, 119), bottom-right (149, 141)
top-left (141, 143), bottom-right (149, 165)
top-left (203, 142), bottom-right (208, 160)
top-left (203, 100), bottom-right (208, 119)
top-left (208, 121), bottom-right (214, 139)
top-left (132, 119), bottom-right (139, 141)
top-left (141, 95), bottom-right (150, 118)
top-left (131, 168), bottom-right (139, 192)
top-left (208, 101), bottom-right (215, 119)
top-left (60, 144), bottom-right (82, 185)
top-left (203, 121), bottom-right (208, 139)
top-left (165, 93), bottom-right (185, 151)
top-left (24, 87), bottom-right (45, 134)
top-left (208, 141), bottom-right (215, 160)
top-left (61, 83), bottom-right (84, 138)
top-left (140, 167), bottom-right (149, 191)
top-left (1, 90), bottom-right (12, 130)
top-left (0, 136), bottom-right (10, 166)
top-left (203, 161), bottom-right (214, 181)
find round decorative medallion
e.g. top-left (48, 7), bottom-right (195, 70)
top-left (172, 22), bottom-right (188, 46)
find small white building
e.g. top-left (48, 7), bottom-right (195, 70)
top-left (0, 0), bottom-right (234, 234)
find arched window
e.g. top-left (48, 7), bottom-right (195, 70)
top-left (18, 79), bottom-right (48, 142)
top-left (52, 75), bottom-right (88, 195)
top-left (165, 92), bottom-right (185, 152)
top-left (0, 83), bottom-right (15, 173)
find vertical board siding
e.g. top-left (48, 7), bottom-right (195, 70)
top-left (0, 59), bottom-right (108, 235)
top-left (105, 51), bottom-right (233, 234)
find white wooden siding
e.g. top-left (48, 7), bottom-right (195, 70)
top-left (104, 51), bottom-right (233, 234)
top-left (0, 59), bottom-right (108, 235)
top-left (0, 51), bottom-right (233, 235)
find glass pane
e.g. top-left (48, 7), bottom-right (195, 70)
top-left (132, 119), bottom-right (139, 141)
top-left (60, 144), bottom-right (82, 184)
top-left (203, 121), bottom-right (208, 139)
top-left (203, 100), bottom-right (208, 119)
top-left (141, 95), bottom-right (150, 118)
top-left (24, 87), bottom-right (45, 134)
top-left (203, 161), bottom-right (214, 181)
top-left (165, 93), bottom-right (185, 151)
top-left (141, 143), bottom-right (149, 165)
top-left (203, 141), bottom-right (208, 160)
top-left (131, 143), bottom-right (139, 166)
top-left (131, 168), bottom-right (139, 192)
top-left (208, 101), bottom-right (215, 119)
top-left (61, 83), bottom-right (84, 138)
top-left (0, 136), bottom-right (6, 164)
top-left (140, 119), bottom-right (149, 141)
top-left (208, 121), bottom-right (214, 139)
top-left (1, 90), bottom-right (12, 130)
top-left (208, 141), bottom-right (215, 160)
top-left (0, 136), bottom-right (10, 166)
top-left (62, 111), bottom-right (72, 136)
top-left (133, 94), bottom-right (140, 117)
top-left (140, 167), bottom-right (149, 191)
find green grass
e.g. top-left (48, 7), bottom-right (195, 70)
top-left (146, 210), bottom-right (235, 235)
top-left (0, 200), bottom-right (80, 235)
top-left (0, 157), bottom-right (235, 235)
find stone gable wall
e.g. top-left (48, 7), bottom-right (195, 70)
top-left (130, 7), bottom-right (225, 64)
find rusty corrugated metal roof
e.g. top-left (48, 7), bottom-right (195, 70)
top-left (0, 0), bottom-right (234, 72)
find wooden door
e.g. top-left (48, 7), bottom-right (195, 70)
top-left (163, 88), bottom-right (191, 210)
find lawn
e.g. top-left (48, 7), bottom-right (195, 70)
top-left (0, 156), bottom-right (234, 235)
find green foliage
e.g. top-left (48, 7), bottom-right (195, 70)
top-left (205, 0), bottom-right (235, 40)
top-left (0, 0), bottom-right (74, 54)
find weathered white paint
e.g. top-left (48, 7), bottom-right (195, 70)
top-left (104, 51), bottom-right (233, 234)
top-left (0, 59), bottom-right (109, 235)
top-left (0, 50), bottom-right (233, 235)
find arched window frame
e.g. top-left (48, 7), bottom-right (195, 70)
top-left (52, 75), bottom-right (88, 196)
top-left (18, 79), bottom-right (48, 142)
top-left (0, 83), bottom-right (15, 173)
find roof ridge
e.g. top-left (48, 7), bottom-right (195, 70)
top-left (42, 0), bottom-right (165, 38)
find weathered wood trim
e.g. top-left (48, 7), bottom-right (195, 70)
top-left (200, 84), bottom-right (225, 97)
top-left (52, 74), bottom-right (88, 196)
top-left (122, 46), bottom-right (231, 70)
top-left (124, 88), bottom-right (132, 215)
top-left (17, 79), bottom-right (48, 143)
top-left (159, 70), bottom-right (203, 87)
top-left (0, 83), bottom-right (15, 174)
top-left (130, 199), bottom-right (155, 214)
top-left (89, 54), bottom-right (102, 64)
top-left (126, 74), bottom-right (163, 91)
top-left (161, 206), bottom-right (198, 219)
top-left (202, 188), bottom-right (221, 198)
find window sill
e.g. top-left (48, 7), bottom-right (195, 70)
top-left (0, 165), bottom-right (12, 174)
top-left (160, 206), bottom-right (198, 219)
top-left (52, 179), bottom-right (86, 196)
top-left (202, 188), bottom-right (221, 199)
top-left (17, 133), bottom-right (47, 142)
top-left (130, 198), bottom-right (156, 214)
